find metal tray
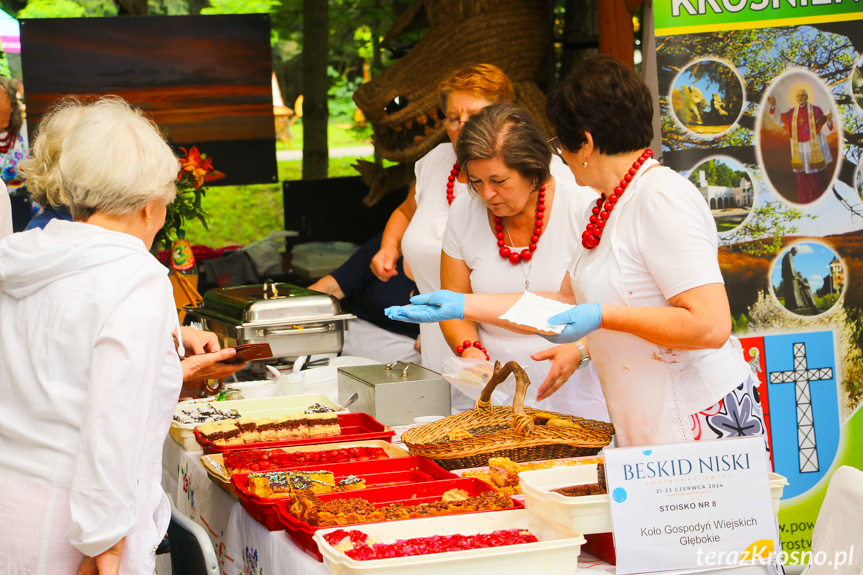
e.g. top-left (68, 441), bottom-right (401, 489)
top-left (185, 283), bottom-right (355, 358)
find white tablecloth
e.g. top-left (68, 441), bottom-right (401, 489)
top-left (157, 355), bottom-right (616, 575)
top-left (161, 436), bottom-right (330, 575)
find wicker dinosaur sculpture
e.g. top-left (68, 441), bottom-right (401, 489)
top-left (353, 0), bottom-right (553, 204)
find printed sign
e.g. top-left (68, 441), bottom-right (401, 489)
top-left (605, 437), bottom-right (779, 574)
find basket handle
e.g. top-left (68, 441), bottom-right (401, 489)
top-left (476, 361), bottom-right (535, 437)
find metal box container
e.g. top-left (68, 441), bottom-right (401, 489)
top-left (337, 362), bottom-right (451, 426)
top-left (185, 282), bottom-right (354, 359)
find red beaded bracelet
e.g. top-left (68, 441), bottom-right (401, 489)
top-left (456, 339), bottom-right (489, 361)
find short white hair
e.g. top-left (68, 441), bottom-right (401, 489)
top-left (59, 97), bottom-right (179, 220)
top-left (19, 97), bottom-right (88, 208)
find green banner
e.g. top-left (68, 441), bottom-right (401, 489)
top-left (655, 0), bottom-right (863, 36)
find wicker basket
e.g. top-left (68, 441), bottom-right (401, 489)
top-left (402, 361), bottom-right (614, 470)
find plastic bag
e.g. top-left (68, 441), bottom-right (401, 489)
top-left (241, 230), bottom-right (298, 277)
top-left (440, 356), bottom-right (516, 406)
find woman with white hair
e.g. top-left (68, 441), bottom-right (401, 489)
top-left (22, 97), bottom-right (86, 230)
top-left (18, 98), bottom-right (242, 387)
top-left (0, 97), bottom-right (187, 574)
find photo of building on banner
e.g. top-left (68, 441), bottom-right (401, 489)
top-left (653, 2), bottom-right (863, 558)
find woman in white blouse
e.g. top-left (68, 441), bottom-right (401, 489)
top-left (370, 64), bottom-right (515, 411)
top-left (442, 104), bottom-right (608, 420)
top-left (0, 97), bottom-right (185, 574)
top-left (386, 56), bottom-right (762, 448)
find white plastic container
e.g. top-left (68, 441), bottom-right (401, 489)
top-left (521, 464), bottom-right (789, 538)
top-left (520, 463), bottom-right (611, 536)
top-left (169, 393), bottom-right (342, 450)
top-left (768, 472), bottom-right (788, 515)
top-left (230, 379), bottom-right (281, 399)
top-left (313, 509), bottom-right (585, 575)
top-left (281, 372), bottom-right (306, 396)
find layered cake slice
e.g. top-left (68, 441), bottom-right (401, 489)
top-left (280, 414), bottom-right (309, 439)
top-left (236, 418), bottom-right (260, 443)
top-left (198, 420), bottom-right (242, 446)
top-left (308, 413), bottom-right (340, 437)
top-left (256, 417), bottom-right (280, 442)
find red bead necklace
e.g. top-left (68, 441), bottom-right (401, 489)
top-left (582, 149), bottom-right (653, 249)
top-left (494, 185), bottom-right (545, 265)
top-left (0, 131), bottom-right (13, 155)
top-left (446, 162), bottom-right (460, 205)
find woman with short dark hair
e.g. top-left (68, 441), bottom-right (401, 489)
top-left (387, 56), bottom-right (760, 447)
top-left (440, 104), bottom-right (607, 420)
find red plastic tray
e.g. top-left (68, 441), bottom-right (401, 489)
top-left (275, 477), bottom-right (523, 561)
top-left (232, 457), bottom-right (459, 503)
top-left (583, 532), bottom-right (616, 565)
top-left (194, 413), bottom-right (394, 453)
top-left (223, 443), bottom-right (396, 476)
top-left (232, 457), bottom-right (462, 531)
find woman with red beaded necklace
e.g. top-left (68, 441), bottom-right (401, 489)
top-left (440, 104), bottom-right (607, 420)
top-left (370, 64), bottom-right (515, 412)
top-left (386, 56), bottom-right (762, 448)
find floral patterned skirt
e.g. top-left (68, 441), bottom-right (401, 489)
top-left (690, 371), bottom-right (765, 441)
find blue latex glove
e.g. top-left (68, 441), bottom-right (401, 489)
top-left (384, 290), bottom-right (465, 323)
top-left (540, 303), bottom-right (602, 344)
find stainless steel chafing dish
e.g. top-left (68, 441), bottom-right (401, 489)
top-left (184, 281), bottom-right (355, 359)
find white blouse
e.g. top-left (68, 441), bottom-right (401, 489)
top-left (0, 220), bottom-right (182, 573)
top-left (569, 163), bottom-right (751, 446)
top-left (442, 165), bottom-right (610, 421)
top-left (402, 144), bottom-right (466, 393)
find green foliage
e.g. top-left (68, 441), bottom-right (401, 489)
top-left (16, 0), bottom-right (116, 17)
top-left (688, 159), bottom-right (747, 188)
top-left (720, 201), bottom-right (818, 255)
top-left (181, 157), bottom-right (368, 247)
top-left (157, 178), bottom-right (208, 251)
top-left (818, 292), bottom-right (841, 312)
top-left (731, 313), bottom-right (749, 334)
top-left (201, 0), bottom-right (276, 13)
top-left (147, 0), bottom-right (188, 15)
top-left (328, 65), bottom-right (363, 122)
top-left (77, 0), bottom-right (117, 15)
top-left (18, 0), bottom-right (85, 17)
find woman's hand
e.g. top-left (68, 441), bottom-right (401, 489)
top-left (181, 348), bottom-right (241, 382)
top-left (461, 346), bottom-right (486, 360)
top-left (77, 538), bottom-right (125, 575)
top-left (532, 343), bottom-right (583, 401)
top-left (178, 326), bottom-right (220, 355)
top-left (385, 290), bottom-right (465, 323)
top-left (541, 303), bottom-right (601, 344)
top-left (371, 245), bottom-right (400, 281)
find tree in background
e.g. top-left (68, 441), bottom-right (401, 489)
top-left (687, 159), bottom-right (747, 188)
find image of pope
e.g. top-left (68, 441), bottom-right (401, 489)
top-left (767, 88), bottom-right (834, 204)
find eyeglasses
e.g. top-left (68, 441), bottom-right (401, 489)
top-left (547, 136), bottom-right (564, 158)
top-left (443, 117), bottom-right (467, 131)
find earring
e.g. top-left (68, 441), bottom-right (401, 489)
top-left (145, 216), bottom-right (152, 231)
top-left (582, 161), bottom-right (588, 168)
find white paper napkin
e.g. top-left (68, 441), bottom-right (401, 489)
top-left (498, 291), bottom-right (573, 335)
